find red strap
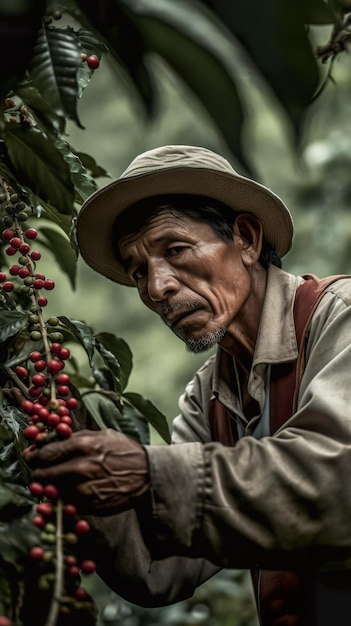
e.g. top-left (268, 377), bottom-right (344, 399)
top-left (209, 273), bottom-right (349, 442)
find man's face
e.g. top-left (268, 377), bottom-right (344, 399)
top-left (118, 211), bottom-right (254, 353)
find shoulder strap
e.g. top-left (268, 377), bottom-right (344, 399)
top-left (210, 273), bottom-right (349, 444)
top-left (270, 273), bottom-right (349, 433)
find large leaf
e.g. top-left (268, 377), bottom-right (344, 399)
top-left (38, 226), bottom-right (77, 289)
top-left (55, 138), bottom-right (98, 202)
top-left (29, 21), bottom-right (83, 127)
top-left (58, 317), bottom-right (95, 365)
top-left (4, 125), bottom-right (75, 214)
top-left (95, 332), bottom-right (133, 392)
top-left (112, 0), bottom-right (249, 168)
top-left (0, 311), bottom-right (29, 345)
top-left (207, 0), bottom-right (320, 131)
top-left (124, 392), bottom-right (170, 444)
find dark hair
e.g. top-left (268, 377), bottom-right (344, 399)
top-left (112, 194), bottom-right (282, 270)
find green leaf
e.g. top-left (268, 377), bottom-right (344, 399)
top-left (117, 0), bottom-right (249, 168)
top-left (81, 392), bottom-right (149, 443)
top-left (4, 125), bottom-right (75, 214)
top-left (95, 332), bottom-right (133, 392)
top-left (15, 80), bottom-right (66, 134)
top-left (208, 0), bottom-right (320, 131)
top-left (123, 392), bottom-right (170, 444)
top-left (55, 138), bottom-right (98, 202)
top-left (29, 22), bottom-right (83, 128)
top-left (0, 311), bottom-right (29, 345)
top-left (38, 226), bottom-right (77, 289)
top-left (75, 151), bottom-right (110, 178)
top-left (58, 317), bottom-right (95, 365)
top-left (94, 343), bottom-right (122, 393)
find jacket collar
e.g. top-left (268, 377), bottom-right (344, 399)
top-left (213, 265), bottom-right (303, 411)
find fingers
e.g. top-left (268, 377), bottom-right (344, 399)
top-left (27, 429), bottom-right (120, 467)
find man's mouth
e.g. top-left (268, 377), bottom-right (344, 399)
top-left (161, 302), bottom-right (203, 329)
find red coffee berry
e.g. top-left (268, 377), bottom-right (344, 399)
top-left (66, 397), bottom-right (78, 409)
top-left (81, 52), bottom-right (88, 61)
top-left (18, 267), bottom-right (30, 278)
top-left (34, 272), bottom-right (45, 280)
top-left (9, 265), bottom-right (20, 276)
top-left (36, 502), bottom-right (53, 516)
top-left (64, 504), bottom-right (77, 516)
top-left (32, 515), bottom-right (45, 528)
top-left (15, 365), bottom-right (28, 378)
top-left (56, 373), bottom-right (70, 385)
top-left (47, 413), bottom-right (60, 427)
top-left (87, 54), bottom-right (100, 69)
top-left (30, 351), bottom-right (42, 362)
top-left (30, 250), bottom-right (41, 261)
top-left (29, 386), bottom-right (43, 397)
top-left (29, 546), bottom-right (44, 560)
top-left (50, 343), bottom-right (62, 355)
top-left (19, 242), bottom-right (30, 254)
top-left (47, 360), bottom-right (61, 375)
top-left (75, 519), bottom-right (90, 534)
top-left (32, 373), bottom-right (46, 387)
top-left (60, 416), bottom-right (72, 426)
top-left (0, 272), bottom-right (6, 282)
top-left (2, 281), bottom-right (14, 292)
top-left (55, 423), bottom-right (72, 438)
top-left (44, 484), bottom-right (59, 500)
top-left (74, 588), bottom-right (88, 600)
top-left (21, 400), bottom-right (34, 414)
top-left (57, 385), bottom-right (69, 396)
top-left (0, 615), bottom-right (12, 626)
top-left (59, 348), bottom-right (70, 360)
top-left (9, 237), bottom-right (21, 248)
top-left (2, 228), bottom-right (13, 240)
top-left (37, 296), bottom-right (48, 307)
top-left (37, 404), bottom-right (49, 416)
top-left (44, 279), bottom-right (55, 290)
top-left (34, 360), bottom-right (46, 372)
top-left (57, 406), bottom-right (69, 417)
top-left (68, 565), bottom-right (80, 577)
top-left (5, 246), bottom-right (16, 256)
top-left (33, 278), bottom-right (44, 289)
top-left (23, 425), bottom-right (40, 439)
top-left (25, 228), bottom-right (37, 239)
top-left (80, 559), bottom-right (97, 573)
top-left (65, 555), bottom-right (77, 565)
top-left (29, 481), bottom-right (44, 496)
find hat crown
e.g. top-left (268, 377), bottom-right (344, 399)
top-left (121, 145), bottom-right (237, 180)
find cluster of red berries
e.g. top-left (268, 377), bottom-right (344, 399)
top-left (81, 53), bottom-right (100, 70)
top-left (28, 481), bottom-right (95, 603)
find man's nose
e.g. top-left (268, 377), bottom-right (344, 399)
top-left (147, 263), bottom-right (179, 302)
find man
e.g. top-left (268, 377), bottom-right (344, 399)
top-left (29, 145), bottom-right (351, 625)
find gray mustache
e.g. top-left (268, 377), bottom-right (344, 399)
top-left (161, 300), bottom-right (199, 319)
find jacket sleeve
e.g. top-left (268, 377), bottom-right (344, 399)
top-left (144, 282), bottom-right (351, 570)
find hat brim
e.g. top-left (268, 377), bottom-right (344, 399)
top-left (77, 166), bottom-right (293, 286)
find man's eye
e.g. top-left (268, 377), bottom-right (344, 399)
top-left (167, 246), bottom-right (186, 257)
top-left (132, 265), bottom-right (147, 281)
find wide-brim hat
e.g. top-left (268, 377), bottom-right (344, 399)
top-left (76, 144), bottom-right (294, 286)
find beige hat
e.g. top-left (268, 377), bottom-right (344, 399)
top-left (77, 144), bottom-right (294, 286)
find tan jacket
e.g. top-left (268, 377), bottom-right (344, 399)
top-left (89, 266), bottom-right (351, 609)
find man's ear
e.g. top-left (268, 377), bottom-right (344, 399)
top-left (233, 213), bottom-right (263, 266)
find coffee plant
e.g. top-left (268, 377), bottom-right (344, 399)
top-left (0, 4), bottom-right (172, 625)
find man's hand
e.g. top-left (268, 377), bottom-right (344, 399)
top-left (27, 429), bottom-right (150, 514)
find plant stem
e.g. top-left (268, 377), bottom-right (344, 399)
top-left (45, 499), bottom-right (64, 626)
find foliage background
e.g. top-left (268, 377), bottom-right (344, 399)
top-left (2, 1), bottom-right (351, 624)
